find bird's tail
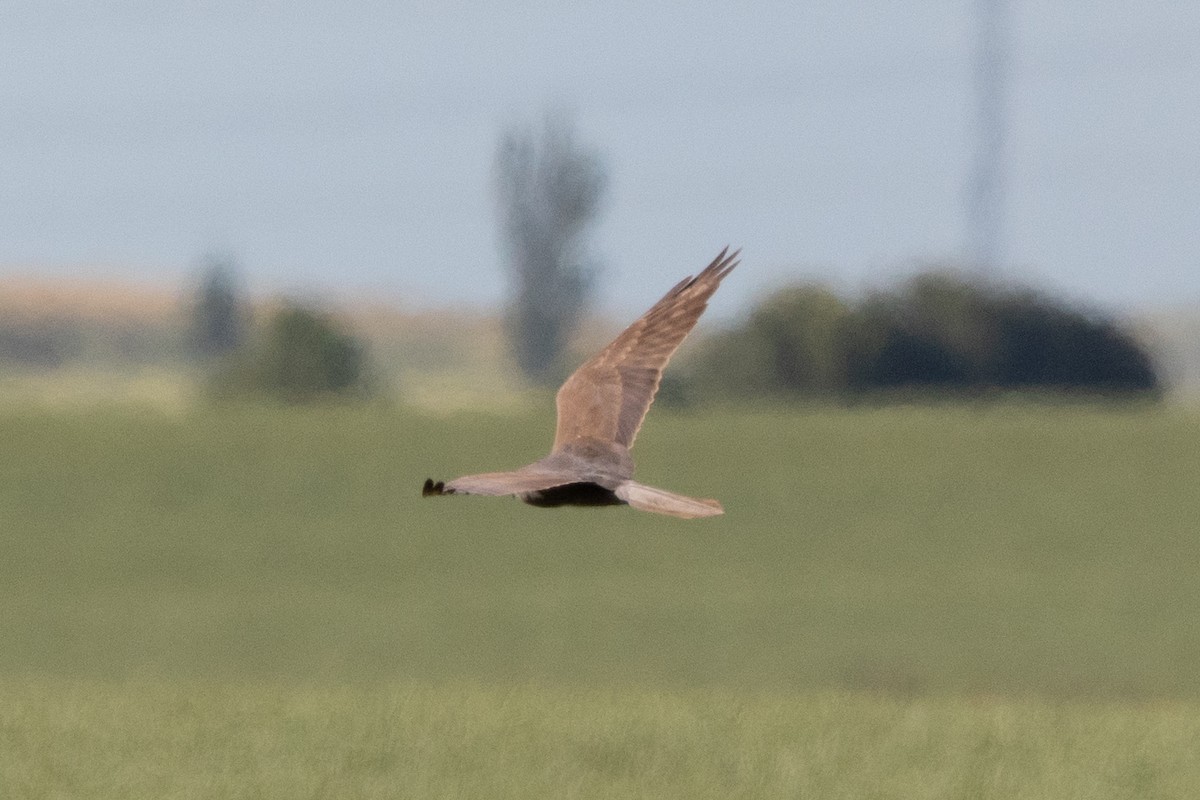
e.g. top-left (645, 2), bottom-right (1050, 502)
top-left (614, 481), bottom-right (724, 519)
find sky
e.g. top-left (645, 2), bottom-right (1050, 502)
top-left (3, 1), bottom-right (1198, 318)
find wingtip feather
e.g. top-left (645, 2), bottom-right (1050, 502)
top-left (700, 246), bottom-right (741, 283)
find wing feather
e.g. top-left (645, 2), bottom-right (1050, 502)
top-left (553, 247), bottom-right (739, 450)
top-left (614, 480), bottom-right (724, 518)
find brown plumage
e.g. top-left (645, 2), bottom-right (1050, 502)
top-left (423, 247), bottom-right (739, 518)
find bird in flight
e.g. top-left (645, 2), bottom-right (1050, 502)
top-left (423, 247), bottom-right (739, 518)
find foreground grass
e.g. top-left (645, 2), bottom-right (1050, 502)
top-left (3, 401), bottom-right (1198, 695)
top-left (5, 679), bottom-right (1200, 799)
top-left (2, 401), bottom-right (1200, 795)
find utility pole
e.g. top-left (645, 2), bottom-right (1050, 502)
top-left (967, 0), bottom-right (1010, 273)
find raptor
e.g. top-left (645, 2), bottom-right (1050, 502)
top-left (423, 247), bottom-right (739, 518)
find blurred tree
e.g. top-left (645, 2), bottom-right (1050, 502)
top-left (0, 321), bottom-right (83, 368)
top-left (493, 110), bottom-right (608, 384)
top-left (991, 291), bottom-right (1159, 392)
top-left (213, 303), bottom-right (373, 403)
top-left (694, 270), bottom-right (1160, 399)
top-left (695, 285), bottom-right (851, 398)
top-left (844, 278), bottom-right (983, 390)
top-left (749, 286), bottom-right (851, 394)
top-left (189, 252), bottom-right (247, 359)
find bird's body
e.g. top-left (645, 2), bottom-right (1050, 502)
top-left (423, 247), bottom-right (739, 518)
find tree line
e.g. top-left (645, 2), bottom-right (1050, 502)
top-left (493, 112), bottom-right (1159, 401)
top-left (685, 272), bottom-right (1159, 400)
top-left (0, 110), bottom-right (1163, 403)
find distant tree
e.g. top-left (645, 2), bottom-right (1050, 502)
top-left (0, 321), bottom-right (83, 368)
top-left (189, 252), bottom-right (246, 359)
top-left (213, 303), bottom-right (373, 403)
top-left (844, 277), bottom-right (985, 390)
top-left (748, 286), bottom-right (852, 394)
top-left (990, 290), bottom-right (1159, 392)
top-left (694, 285), bottom-right (852, 398)
top-left (493, 110), bottom-right (608, 384)
top-left (694, 270), bottom-right (1160, 399)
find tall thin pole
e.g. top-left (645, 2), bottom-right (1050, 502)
top-left (968, 0), bottom-right (1010, 273)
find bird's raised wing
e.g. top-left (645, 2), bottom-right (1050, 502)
top-left (553, 247), bottom-right (739, 451)
top-left (422, 467), bottom-right (580, 498)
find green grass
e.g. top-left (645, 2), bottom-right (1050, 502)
top-left (5, 681), bottom-right (1200, 799)
top-left (2, 401), bottom-right (1200, 796)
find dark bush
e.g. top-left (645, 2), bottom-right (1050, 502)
top-left (0, 321), bottom-right (83, 368)
top-left (991, 293), bottom-right (1158, 392)
top-left (212, 304), bottom-right (373, 403)
top-left (692, 271), bottom-right (1159, 400)
top-left (698, 286), bottom-right (852, 398)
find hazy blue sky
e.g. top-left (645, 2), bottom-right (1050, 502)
top-left (3, 2), bottom-right (1198, 316)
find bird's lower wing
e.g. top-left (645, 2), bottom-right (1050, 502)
top-left (614, 481), bottom-right (724, 519)
top-left (423, 469), bottom-right (579, 498)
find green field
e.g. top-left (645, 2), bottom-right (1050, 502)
top-left (3, 402), bottom-right (1200, 797)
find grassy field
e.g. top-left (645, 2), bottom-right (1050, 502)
top-left (6, 681), bottom-right (1200, 799)
top-left (3, 401), bottom-right (1200, 797)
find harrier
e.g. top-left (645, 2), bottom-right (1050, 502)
top-left (423, 247), bottom-right (739, 518)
